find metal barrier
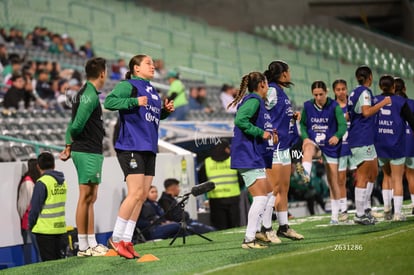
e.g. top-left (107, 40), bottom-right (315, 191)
top-left (0, 135), bottom-right (64, 156)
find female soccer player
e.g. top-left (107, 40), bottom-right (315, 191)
top-left (395, 77), bottom-right (414, 215)
top-left (374, 75), bottom-right (414, 221)
top-left (264, 60), bottom-right (303, 240)
top-left (299, 81), bottom-right (347, 224)
top-left (104, 54), bottom-right (174, 258)
top-left (228, 72), bottom-right (277, 249)
top-left (333, 79), bottom-right (353, 221)
top-left (347, 66), bottom-right (390, 225)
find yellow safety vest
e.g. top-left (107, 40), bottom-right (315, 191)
top-left (205, 157), bottom-right (240, 199)
top-left (32, 174), bottom-right (67, 234)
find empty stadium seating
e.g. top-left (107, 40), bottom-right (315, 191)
top-left (1, 0), bottom-right (414, 161)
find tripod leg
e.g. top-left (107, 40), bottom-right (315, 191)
top-left (169, 223), bottom-right (186, 246)
top-left (186, 228), bottom-right (213, 242)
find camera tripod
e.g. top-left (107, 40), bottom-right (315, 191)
top-left (169, 194), bottom-right (213, 246)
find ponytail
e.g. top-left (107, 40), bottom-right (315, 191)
top-left (227, 72), bottom-right (266, 109)
top-left (125, 71), bottom-right (132, 79)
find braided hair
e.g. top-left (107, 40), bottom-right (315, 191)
top-left (227, 72), bottom-right (266, 109)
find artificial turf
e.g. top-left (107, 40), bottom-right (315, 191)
top-left (3, 207), bottom-right (414, 275)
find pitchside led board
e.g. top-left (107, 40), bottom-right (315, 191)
top-left (0, 144), bottom-right (196, 249)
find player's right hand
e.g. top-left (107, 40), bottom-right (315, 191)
top-left (59, 146), bottom-right (71, 161)
top-left (138, 96), bottom-right (148, 106)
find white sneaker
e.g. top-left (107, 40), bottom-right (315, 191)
top-left (265, 230), bottom-right (282, 244)
top-left (90, 244), bottom-right (108, 256)
top-left (392, 213), bottom-right (406, 222)
top-left (255, 231), bottom-right (270, 243)
top-left (77, 247), bottom-right (92, 257)
top-left (338, 212), bottom-right (348, 222)
top-left (241, 239), bottom-right (268, 249)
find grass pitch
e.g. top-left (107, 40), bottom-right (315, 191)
top-left (3, 207), bottom-right (414, 275)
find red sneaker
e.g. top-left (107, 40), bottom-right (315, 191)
top-left (107, 238), bottom-right (134, 259)
top-left (125, 242), bottom-right (140, 258)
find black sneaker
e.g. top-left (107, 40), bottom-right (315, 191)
top-left (354, 214), bottom-right (376, 225)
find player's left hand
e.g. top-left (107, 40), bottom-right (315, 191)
top-left (328, 136), bottom-right (339, 146)
top-left (164, 99), bottom-right (175, 113)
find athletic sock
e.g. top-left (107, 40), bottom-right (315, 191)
top-left (411, 194), bottom-right (414, 206)
top-left (365, 182), bottom-right (374, 210)
top-left (122, 220), bottom-right (137, 242)
top-left (393, 195), bottom-right (403, 215)
top-left (339, 197), bottom-right (347, 213)
top-left (355, 187), bottom-right (366, 217)
top-left (261, 192), bottom-right (275, 230)
top-left (382, 189), bottom-right (393, 212)
top-left (276, 211), bottom-right (289, 226)
top-left (112, 217), bottom-right (128, 243)
top-left (78, 234), bottom-right (88, 251)
top-left (87, 234), bottom-right (97, 248)
top-left (302, 161), bottom-right (312, 176)
top-left (331, 199), bottom-right (340, 221)
top-left (245, 196), bottom-right (267, 242)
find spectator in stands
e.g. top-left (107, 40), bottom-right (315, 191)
top-left (0, 43), bottom-right (8, 68)
top-left (158, 178), bottom-right (216, 234)
top-left (197, 86), bottom-right (214, 114)
top-left (35, 69), bottom-right (55, 101)
top-left (9, 28), bottom-right (25, 48)
top-left (220, 84), bottom-right (237, 113)
top-left (24, 32), bottom-right (33, 48)
top-left (61, 34), bottom-right (75, 56)
top-left (188, 86), bottom-right (202, 110)
top-left (154, 59), bottom-right (166, 79)
top-left (60, 57), bottom-right (109, 257)
top-left (166, 70), bottom-right (189, 120)
top-left (198, 140), bottom-right (241, 230)
top-left (188, 86), bottom-right (214, 114)
top-left (3, 72), bottom-right (25, 111)
top-left (48, 34), bottom-right (64, 54)
top-left (136, 185), bottom-right (181, 241)
top-left (110, 58), bottom-right (128, 80)
top-left (32, 26), bottom-right (46, 49)
top-left (22, 69), bottom-right (40, 109)
top-left (0, 28), bottom-right (6, 44)
top-left (17, 158), bottom-right (41, 264)
top-left (79, 41), bottom-right (95, 59)
top-left (2, 55), bottom-right (22, 85)
top-left (49, 61), bottom-right (61, 80)
top-left (56, 79), bottom-right (70, 110)
top-left (29, 152), bottom-right (68, 261)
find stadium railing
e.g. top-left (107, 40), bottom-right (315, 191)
top-left (68, 0), bottom-right (116, 27)
top-left (40, 16), bottom-right (93, 44)
top-left (0, 135), bottom-right (64, 158)
top-left (112, 35), bottom-right (166, 61)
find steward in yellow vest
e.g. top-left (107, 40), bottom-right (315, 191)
top-left (199, 140), bottom-right (241, 230)
top-left (29, 152), bottom-right (67, 261)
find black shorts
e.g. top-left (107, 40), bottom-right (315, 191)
top-left (116, 150), bottom-right (156, 178)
